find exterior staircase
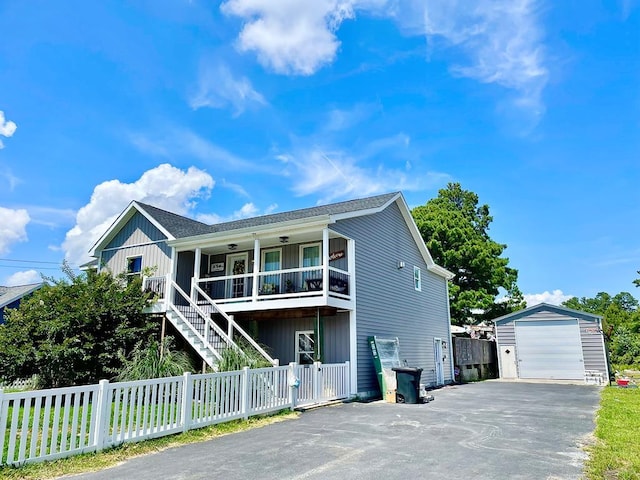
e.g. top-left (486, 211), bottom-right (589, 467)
top-left (159, 278), bottom-right (277, 369)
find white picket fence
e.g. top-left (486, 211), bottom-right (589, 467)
top-left (0, 361), bottom-right (350, 467)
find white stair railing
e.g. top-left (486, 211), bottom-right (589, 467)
top-left (192, 282), bottom-right (277, 366)
top-left (167, 280), bottom-right (240, 365)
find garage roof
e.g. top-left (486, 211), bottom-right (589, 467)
top-left (492, 303), bottom-right (602, 325)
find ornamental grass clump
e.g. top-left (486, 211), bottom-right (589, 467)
top-left (116, 336), bottom-right (194, 381)
top-left (217, 339), bottom-right (273, 372)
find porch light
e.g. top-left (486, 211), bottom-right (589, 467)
top-left (279, 236), bottom-right (289, 243)
top-left (228, 243), bottom-right (237, 250)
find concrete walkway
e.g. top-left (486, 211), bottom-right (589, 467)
top-left (69, 381), bottom-right (601, 480)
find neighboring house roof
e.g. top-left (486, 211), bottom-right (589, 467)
top-left (0, 283), bottom-right (43, 309)
top-left (492, 303), bottom-right (602, 325)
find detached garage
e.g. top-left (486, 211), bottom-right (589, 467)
top-left (493, 303), bottom-right (609, 384)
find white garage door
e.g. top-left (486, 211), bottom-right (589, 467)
top-left (515, 319), bottom-right (584, 379)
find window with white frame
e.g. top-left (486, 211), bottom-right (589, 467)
top-left (300, 243), bottom-right (321, 290)
top-left (127, 256), bottom-right (143, 280)
top-left (261, 248), bottom-right (282, 293)
top-left (295, 330), bottom-right (315, 365)
top-left (413, 266), bottom-right (421, 291)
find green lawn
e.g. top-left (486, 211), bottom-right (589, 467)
top-left (585, 385), bottom-right (640, 480)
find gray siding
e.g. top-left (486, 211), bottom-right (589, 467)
top-left (255, 312), bottom-right (350, 365)
top-left (496, 307), bottom-right (608, 378)
top-left (332, 201), bottom-right (452, 395)
top-left (101, 212), bottom-right (171, 276)
top-left (579, 318), bottom-right (608, 373)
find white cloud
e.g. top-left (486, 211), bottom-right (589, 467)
top-left (523, 289), bottom-right (573, 307)
top-left (0, 166), bottom-right (21, 191)
top-left (190, 62), bottom-right (266, 116)
top-left (220, 0), bottom-right (547, 117)
top-left (196, 202), bottom-right (261, 225)
top-left (62, 164), bottom-right (214, 266)
top-left (423, 0), bottom-right (547, 117)
top-left (278, 146), bottom-right (449, 204)
top-left (129, 129), bottom-right (259, 172)
top-left (221, 0), bottom-right (355, 75)
top-left (325, 102), bottom-right (381, 132)
top-left (0, 207), bottom-right (30, 255)
top-left (5, 270), bottom-right (40, 287)
top-left (0, 111), bottom-right (17, 149)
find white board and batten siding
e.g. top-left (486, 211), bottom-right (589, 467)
top-left (494, 305), bottom-right (609, 383)
top-left (332, 201), bottom-right (453, 397)
top-left (100, 211), bottom-right (172, 276)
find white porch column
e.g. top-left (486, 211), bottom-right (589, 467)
top-left (349, 309), bottom-right (358, 395)
top-left (193, 247), bottom-right (202, 301)
top-left (171, 247), bottom-right (178, 283)
top-left (322, 228), bottom-right (329, 297)
top-left (347, 238), bottom-right (356, 301)
top-left (252, 237), bottom-right (260, 301)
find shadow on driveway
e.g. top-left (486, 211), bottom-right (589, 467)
top-left (70, 381), bottom-right (601, 480)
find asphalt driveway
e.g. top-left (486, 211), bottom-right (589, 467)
top-left (70, 381), bottom-right (601, 480)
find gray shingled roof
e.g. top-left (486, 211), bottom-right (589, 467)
top-left (135, 202), bottom-right (212, 238)
top-left (0, 283), bottom-right (43, 309)
top-left (138, 192), bottom-right (400, 239)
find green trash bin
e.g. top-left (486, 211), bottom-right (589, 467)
top-left (392, 367), bottom-right (423, 404)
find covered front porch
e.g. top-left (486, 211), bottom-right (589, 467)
top-left (173, 227), bottom-right (355, 314)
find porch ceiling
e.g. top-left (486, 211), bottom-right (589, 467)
top-left (197, 230), bottom-right (346, 255)
top-left (234, 306), bottom-right (338, 322)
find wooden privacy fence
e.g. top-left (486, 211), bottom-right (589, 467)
top-left (0, 361), bottom-right (350, 467)
top-left (453, 337), bottom-right (497, 382)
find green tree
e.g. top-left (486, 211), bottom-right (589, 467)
top-left (0, 268), bottom-right (159, 388)
top-left (411, 183), bottom-right (524, 325)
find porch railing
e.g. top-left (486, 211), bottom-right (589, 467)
top-left (196, 266), bottom-right (351, 304)
top-left (0, 362), bottom-right (350, 466)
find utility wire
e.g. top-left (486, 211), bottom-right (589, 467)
top-left (0, 265), bottom-right (63, 270)
top-left (0, 258), bottom-right (67, 265)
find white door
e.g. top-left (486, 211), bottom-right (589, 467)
top-left (226, 253), bottom-right (248, 298)
top-left (434, 338), bottom-right (445, 386)
top-left (515, 319), bottom-right (584, 379)
top-left (499, 346), bottom-right (518, 379)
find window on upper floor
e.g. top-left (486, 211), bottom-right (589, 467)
top-left (414, 266), bottom-right (421, 291)
top-left (127, 256), bottom-right (143, 280)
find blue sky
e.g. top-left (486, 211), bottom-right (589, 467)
top-left (0, 0), bottom-right (638, 306)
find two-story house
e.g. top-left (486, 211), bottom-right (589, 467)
top-left (89, 192), bottom-right (454, 399)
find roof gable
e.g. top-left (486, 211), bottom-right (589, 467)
top-left (0, 283), bottom-right (43, 309)
top-left (492, 303), bottom-right (602, 324)
top-left (89, 202), bottom-right (209, 256)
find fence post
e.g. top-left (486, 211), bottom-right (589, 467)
top-left (181, 372), bottom-right (193, 432)
top-left (241, 367), bottom-right (250, 420)
top-left (313, 362), bottom-right (321, 402)
top-left (93, 379), bottom-right (110, 452)
top-left (344, 361), bottom-right (350, 398)
top-left (0, 388), bottom-right (4, 465)
top-left (288, 362), bottom-right (297, 411)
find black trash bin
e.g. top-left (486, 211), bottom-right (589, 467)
top-left (392, 367), bottom-right (423, 404)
